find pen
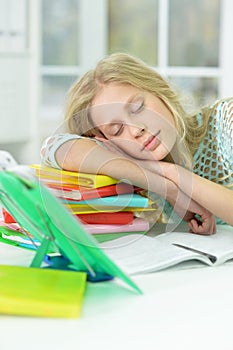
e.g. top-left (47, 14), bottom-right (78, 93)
top-left (172, 243), bottom-right (217, 263)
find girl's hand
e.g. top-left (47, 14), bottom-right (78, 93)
top-left (188, 211), bottom-right (216, 235)
top-left (182, 200), bottom-right (216, 235)
top-left (167, 180), bottom-right (216, 235)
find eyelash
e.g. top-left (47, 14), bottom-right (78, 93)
top-left (111, 98), bottom-right (144, 136)
top-left (130, 99), bottom-right (144, 114)
top-left (113, 124), bottom-right (124, 136)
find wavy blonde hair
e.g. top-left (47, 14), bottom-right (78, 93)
top-left (65, 52), bottom-right (210, 169)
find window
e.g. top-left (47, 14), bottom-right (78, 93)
top-left (108, 0), bottom-right (158, 65)
top-left (107, 0), bottom-right (221, 113)
top-left (40, 0), bottom-right (233, 137)
top-left (40, 0), bottom-right (106, 138)
top-left (41, 0), bottom-right (80, 125)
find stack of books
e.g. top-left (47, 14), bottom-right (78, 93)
top-left (30, 165), bottom-right (155, 238)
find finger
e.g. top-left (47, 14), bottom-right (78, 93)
top-left (188, 219), bottom-right (199, 233)
top-left (201, 216), bottom-right (216, 235)
top-left (188, 218), bottom-right (214, 235)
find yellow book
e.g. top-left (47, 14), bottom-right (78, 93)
top-left (31, 164), bottom-right (118, 188)
top-left (67, 205), bottom-right (157, 214)
top-left (0, 265), bottom-right (87, 318)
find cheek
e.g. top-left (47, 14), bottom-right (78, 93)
top-left (164, 124), bottom-right (177, 145)
top-left (151, 115), bottom-right (177, 146)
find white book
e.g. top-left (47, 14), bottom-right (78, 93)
top-left (100, 225), bottom-right (233, 275)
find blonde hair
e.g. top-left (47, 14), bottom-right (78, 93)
top-left (65, 52), bottom-right (210, 168)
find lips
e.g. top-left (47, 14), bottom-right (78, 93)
top-left (142, 130), bottom-right (161, 151)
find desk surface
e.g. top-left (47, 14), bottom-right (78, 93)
top-left (1, 224), bottom-right (233, 350)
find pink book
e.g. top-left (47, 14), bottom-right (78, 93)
top-left (81, 217), bottom-right (150, 234)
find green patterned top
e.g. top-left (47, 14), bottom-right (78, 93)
top-left (164, 97), bottom-right (233, 225)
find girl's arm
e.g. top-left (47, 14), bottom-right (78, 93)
top-left (56, 138), bottom-right (169, 197)
top-left (160, 163), bottom-right (233, 226)
top-left (54, 138), bottom-right (216, 234)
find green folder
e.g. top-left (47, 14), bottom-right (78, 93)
top-left (0, 170), bottom-right (142, 294)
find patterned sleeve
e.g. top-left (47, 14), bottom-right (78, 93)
top-left (193, 97), bottom-right (233, 189)
top-left (40, 133), bottom-right (103, 169)
top-left (215, 97), bottom-right (233, 160)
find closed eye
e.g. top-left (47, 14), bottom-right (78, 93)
top-left (113, 123), bottom-right (124, 136)
top-left (129, 97), bottom-right (144, 114)
top-left (106, 123), bottom-right (124, 137)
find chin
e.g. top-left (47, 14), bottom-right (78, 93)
top-left (151, 149), bottom-right (170, 161)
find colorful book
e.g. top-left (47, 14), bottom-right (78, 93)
top-left (0, 225), bottom-right (41, 250)
top-left (31, 164), bottom-right (118, 188)
top-left (67, 205), bottom-right (156, 214)
top-left (63, 193), bottom-right (149, 208)
top-left (0, 265), bottom-right (87, 318)
top-left (93, 232), bottom-right (145, 244)
top-left (2, 209), bottom-right (135, 226)
top-left (2, 194), bottom-right (153, 223)
top-left (76, 211), bottom-right (134, 225)
top-left (48, 183), bottom-right (141, 201)
top-left (2, 208), bottom-right (16, 223)
top-left (82, 218), bottom-right (150, 234)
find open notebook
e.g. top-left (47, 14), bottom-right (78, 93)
top-left (0, 169), bottom-right (141, 294)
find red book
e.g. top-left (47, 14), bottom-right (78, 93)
top-left (76, 211), bottom-right (134, 225)
top-left (2, 209), bottom-right (134, 226)
top-left (2, 208), bottom-right (16, 224)
top-left (47, 183), bottom-right (141, 201)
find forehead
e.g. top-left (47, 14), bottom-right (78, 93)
top-left (90, 83), bottom-right (141, 126)
top-left (92, 83), bottom-right (140, 106)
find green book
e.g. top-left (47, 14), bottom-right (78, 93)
top-left (0, 170), bottom-right (142, 294)
top-left (0, 265), bottom-right (86, 318)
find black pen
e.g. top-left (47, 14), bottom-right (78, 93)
top-left (172, 243), bottom-right (217, 263)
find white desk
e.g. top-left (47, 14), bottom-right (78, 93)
top-left (1, 229), bottom-right (233, 350)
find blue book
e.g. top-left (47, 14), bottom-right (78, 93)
top-left (62, 193), bottom-right (149, 208)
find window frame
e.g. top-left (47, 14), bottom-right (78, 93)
top-left (40, 0), bottom-right (233, 119)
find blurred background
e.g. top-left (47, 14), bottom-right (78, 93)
top-left (0, 0), bottom-right (232, 164)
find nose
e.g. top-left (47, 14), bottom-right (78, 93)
top-left (127, 124), bottom-right (145, 138)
